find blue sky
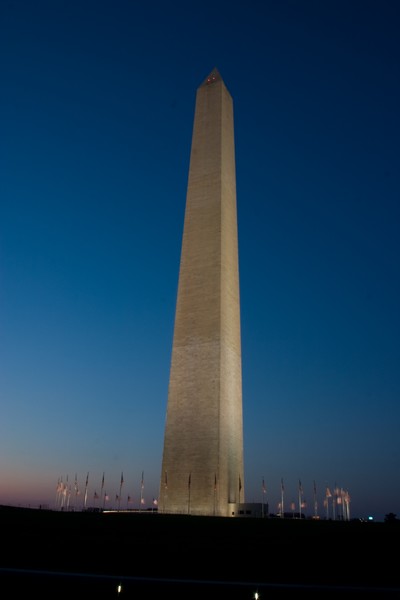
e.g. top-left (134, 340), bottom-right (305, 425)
top-left (1, 0), bottom-right (399, 521)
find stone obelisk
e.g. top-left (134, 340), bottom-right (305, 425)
top-left (159, 68), bottom-right (244, 517)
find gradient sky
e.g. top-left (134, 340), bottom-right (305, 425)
top-left (1, 0), bottom-right (399, 521)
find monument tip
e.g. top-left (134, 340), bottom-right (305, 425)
top-left (201, 68), bottom-right (222, 86)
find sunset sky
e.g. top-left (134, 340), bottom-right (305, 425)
top-left (1, 0), bottom-right (399, 521)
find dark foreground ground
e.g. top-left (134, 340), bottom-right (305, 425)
top-left (1, 505), bottom-right (399, 598)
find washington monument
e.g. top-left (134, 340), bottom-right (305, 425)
top-left (159, 68), bottom-right (244, 517)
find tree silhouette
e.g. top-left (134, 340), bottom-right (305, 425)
top-left (384, 512), bottom-right (398, 523)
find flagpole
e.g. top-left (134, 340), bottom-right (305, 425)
top-left (263, 479), bottom-right (269, 518)
top-left (325, 487), bottom-right (331, 519)
top-left (83, 472), bottom-right (89, 511)
top-left (59, 478), bottom-right (63, 510)
top-left (262, 478), bottom-right (264, 518)
top-left (313, 480), bottom-right (318, 519)
top-left (63, 475), bottom-right (69, 511)
top-left (326, 495), bottom-right (329, 519)
top-left (298, 480), bottom-right (302, 519)
top-left (140, 471), bottom-right (144, 511)
top-left (332, 483), bottom-right (337, 521)
top-left (213, 474), bottom-right (217, 516)
top-left (346, 491), bottom-right (351, 521)
top-left (280, 478), bottom-right (284, 518)
top-left (55, 478), bottom-right (61, 510)
top-left (262, 478), bottom-right (266, 518)
top-left (59, 478), bottom-right (64, 510)
top-left (100, 472), bottom-right (105, 512)
top-left (163, 471), bottom-right (168, 513)
top-left (188, 473), bottom-right (191, 515)
top-left (118, 472), bottom-right (123, 511)
top-left (74, 474), bottom-right (79, 511)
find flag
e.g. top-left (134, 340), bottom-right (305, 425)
top-left (299, 479), bottom-right (303, 494)
top-left (84, 473), bottom-right (89, 506)
top-left (127, 495), bottom-right (132, 503)
top-left (104, 493), bottom-right (109, 501)
top-left (262, 478), bottom-right (266, 494)
top-left (281, 478), bottom-right (284, 492)
top-left (115, 494), bottom-right (119, 501)
top-left (101, 472), bottom-right (105, 488)
top-left (94, 491), bottom-right (99, 500)
top-left (326, 487), bottom-right (332, 498)
top-left (120, 472), bottom-right (124, 487)
top-left (141, 471), bottom-right (144, 489)
top-left (141, 497), bottom-right (145, 505)
top-left (153, 498), bottom-right (158, 506)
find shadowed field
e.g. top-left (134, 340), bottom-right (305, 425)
top-left (1, 505), bottom-right (399, 597)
